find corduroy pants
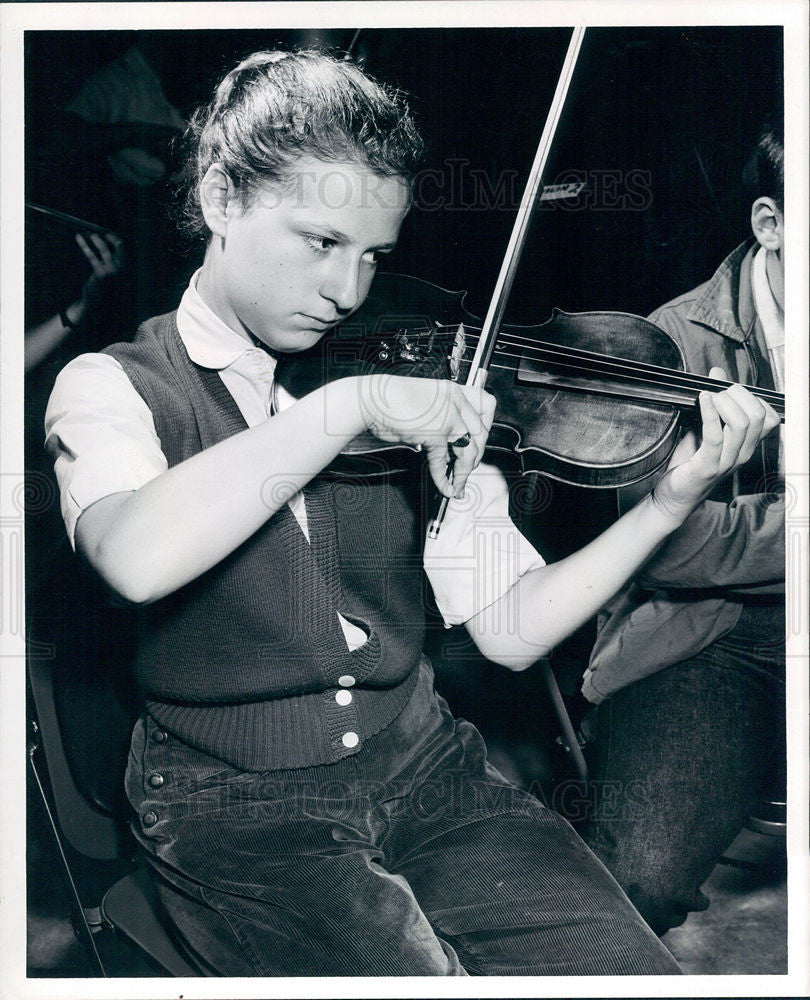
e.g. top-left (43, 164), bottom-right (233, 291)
top-left (126, 660), bottom-right (680, 976)
top-left (581, 600), bottom-right (785, 937)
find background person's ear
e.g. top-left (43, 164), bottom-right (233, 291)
top-left (750, 196), bottom-right (784, 252)
top-left (199, 164), bottom-right (236, 238)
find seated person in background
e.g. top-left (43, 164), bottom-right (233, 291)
top-left (25, 37), bottom-right (188, 329)
top-left (44, 51), bottom-right (777, 976)
top-left (25, 224), bottom-right (125, 580)
top-left (580, 119), bottom-right (786, 936)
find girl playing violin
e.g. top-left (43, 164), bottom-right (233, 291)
top-left (45, 50), bottom-right (778, 976)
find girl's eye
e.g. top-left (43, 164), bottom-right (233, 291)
top-left (304, 235), bottom-right (335, 253)
top-left (303, 234), bottom-right (387, 264)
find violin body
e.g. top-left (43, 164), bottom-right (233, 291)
top-left (276, 272), bottom-right (692, 488)
top-left (485, 308), bottom-right (683, 487)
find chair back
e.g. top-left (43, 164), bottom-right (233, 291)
top-left (28, 542), bottom-right (140, 859)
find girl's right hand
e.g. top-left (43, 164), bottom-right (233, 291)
top-left (360, 375), bottom-right (496, 498)
top-left (651, 367), bottom-right (780, 524)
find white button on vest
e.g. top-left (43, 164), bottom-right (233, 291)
top-left (335, 690), bottom-right (353, 706)
top-left (338, 675), bottom-right (356, 687)
top-left (341, 731), bottom-right (359, 748)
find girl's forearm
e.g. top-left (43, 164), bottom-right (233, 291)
top-left (466, 492), bottom-right (686, 669)
top-left (76, 376), bottom-right (368, 603)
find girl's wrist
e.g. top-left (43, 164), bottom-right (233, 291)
top-left (320, 375), bottom-right (373, 440)
top-left (645, 487), bottom-right (694, 532)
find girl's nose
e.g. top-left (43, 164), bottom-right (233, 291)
top-left (319, 257), bottom-right (363, 314)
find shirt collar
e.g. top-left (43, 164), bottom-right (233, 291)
top-left (176, 269), bottom-right (265, 370)
top-left (751, 246), bottom-right (785, 350)
top-left (687, 240), bottom-right (754, 343)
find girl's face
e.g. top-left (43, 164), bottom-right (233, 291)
top-left (201, 157), bottom-right (410, 352)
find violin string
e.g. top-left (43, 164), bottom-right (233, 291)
top-left (399, 325), bottom-right (786, 408)
top-left (401, 323), bottom-right (784, 409)
top-left (496, 342), bottom-right (785, 409)
top-left (491, 330), bottom-right (784, 396)
top-left (431, 323), bottom-right (784, 399)
top-left (483, 348), bottom-right (786, 413)
top-left (378, 322), bottom-right (786, 406)
top-left (482, 361), bottom-right (785, 421)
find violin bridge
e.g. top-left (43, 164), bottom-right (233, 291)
top-left (449, 323), bottom-right (467, 380)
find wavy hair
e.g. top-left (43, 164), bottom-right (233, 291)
top-left (756, 116), bottom-right (784, 211)
top-left (177, 50), bottom-right (424, 242)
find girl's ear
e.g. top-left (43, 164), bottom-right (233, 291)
top-left (750, 196), bottom-right (784, 252)
top-left (200, 164), bottom-right (236, 238)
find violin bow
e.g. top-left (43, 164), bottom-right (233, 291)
top-left (26, 201), bottom-right (120, 239)
top-left (429, 26), bottom-right (587, 537)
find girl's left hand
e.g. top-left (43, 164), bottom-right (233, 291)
top-left (651, 366), bottom-right (780, 523)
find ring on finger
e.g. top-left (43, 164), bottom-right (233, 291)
top-left (449, 432), bottom-right (471, 449)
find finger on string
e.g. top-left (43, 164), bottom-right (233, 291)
top-left (710, 389), bottom-right (750, 467)
top-left (723, 383), bottom-right (768, 458)
top-left (760, 398), bottom-right (781, 435)
top-left (695, 391), bottom-right (724, 462)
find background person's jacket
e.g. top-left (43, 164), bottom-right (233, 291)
top-left (582, 240), bottom-right (785, 704)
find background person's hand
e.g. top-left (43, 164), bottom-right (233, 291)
top-left (76, 230), bottom-right (125, 310)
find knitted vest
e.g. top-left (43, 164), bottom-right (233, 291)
top-left (104, 313), bottom-right (426, 770)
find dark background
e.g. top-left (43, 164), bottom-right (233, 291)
top-left (23, 27), bottom-right (784, 974)
top-left (25, 26), bottom-right (783, 325)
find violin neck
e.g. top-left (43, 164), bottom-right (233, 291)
top-left (633, 377), bottom-right (786, 421)
top-left (514, 348), bottom-right (786, 423)
top-left (537, 374), bottom-right (784, 422)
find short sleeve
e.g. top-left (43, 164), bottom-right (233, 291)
top-left (423, 463), bottom-right (545, 626)
top-left (44, 353), bottom-right (168, 547)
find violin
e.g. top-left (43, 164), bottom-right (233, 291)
top-left (275, 270), bottom-right (785, 489)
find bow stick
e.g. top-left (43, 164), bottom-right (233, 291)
top-left (428, 26), bottom-right (587, 538)
top-left (26, 201), bottom-right (120, 239)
